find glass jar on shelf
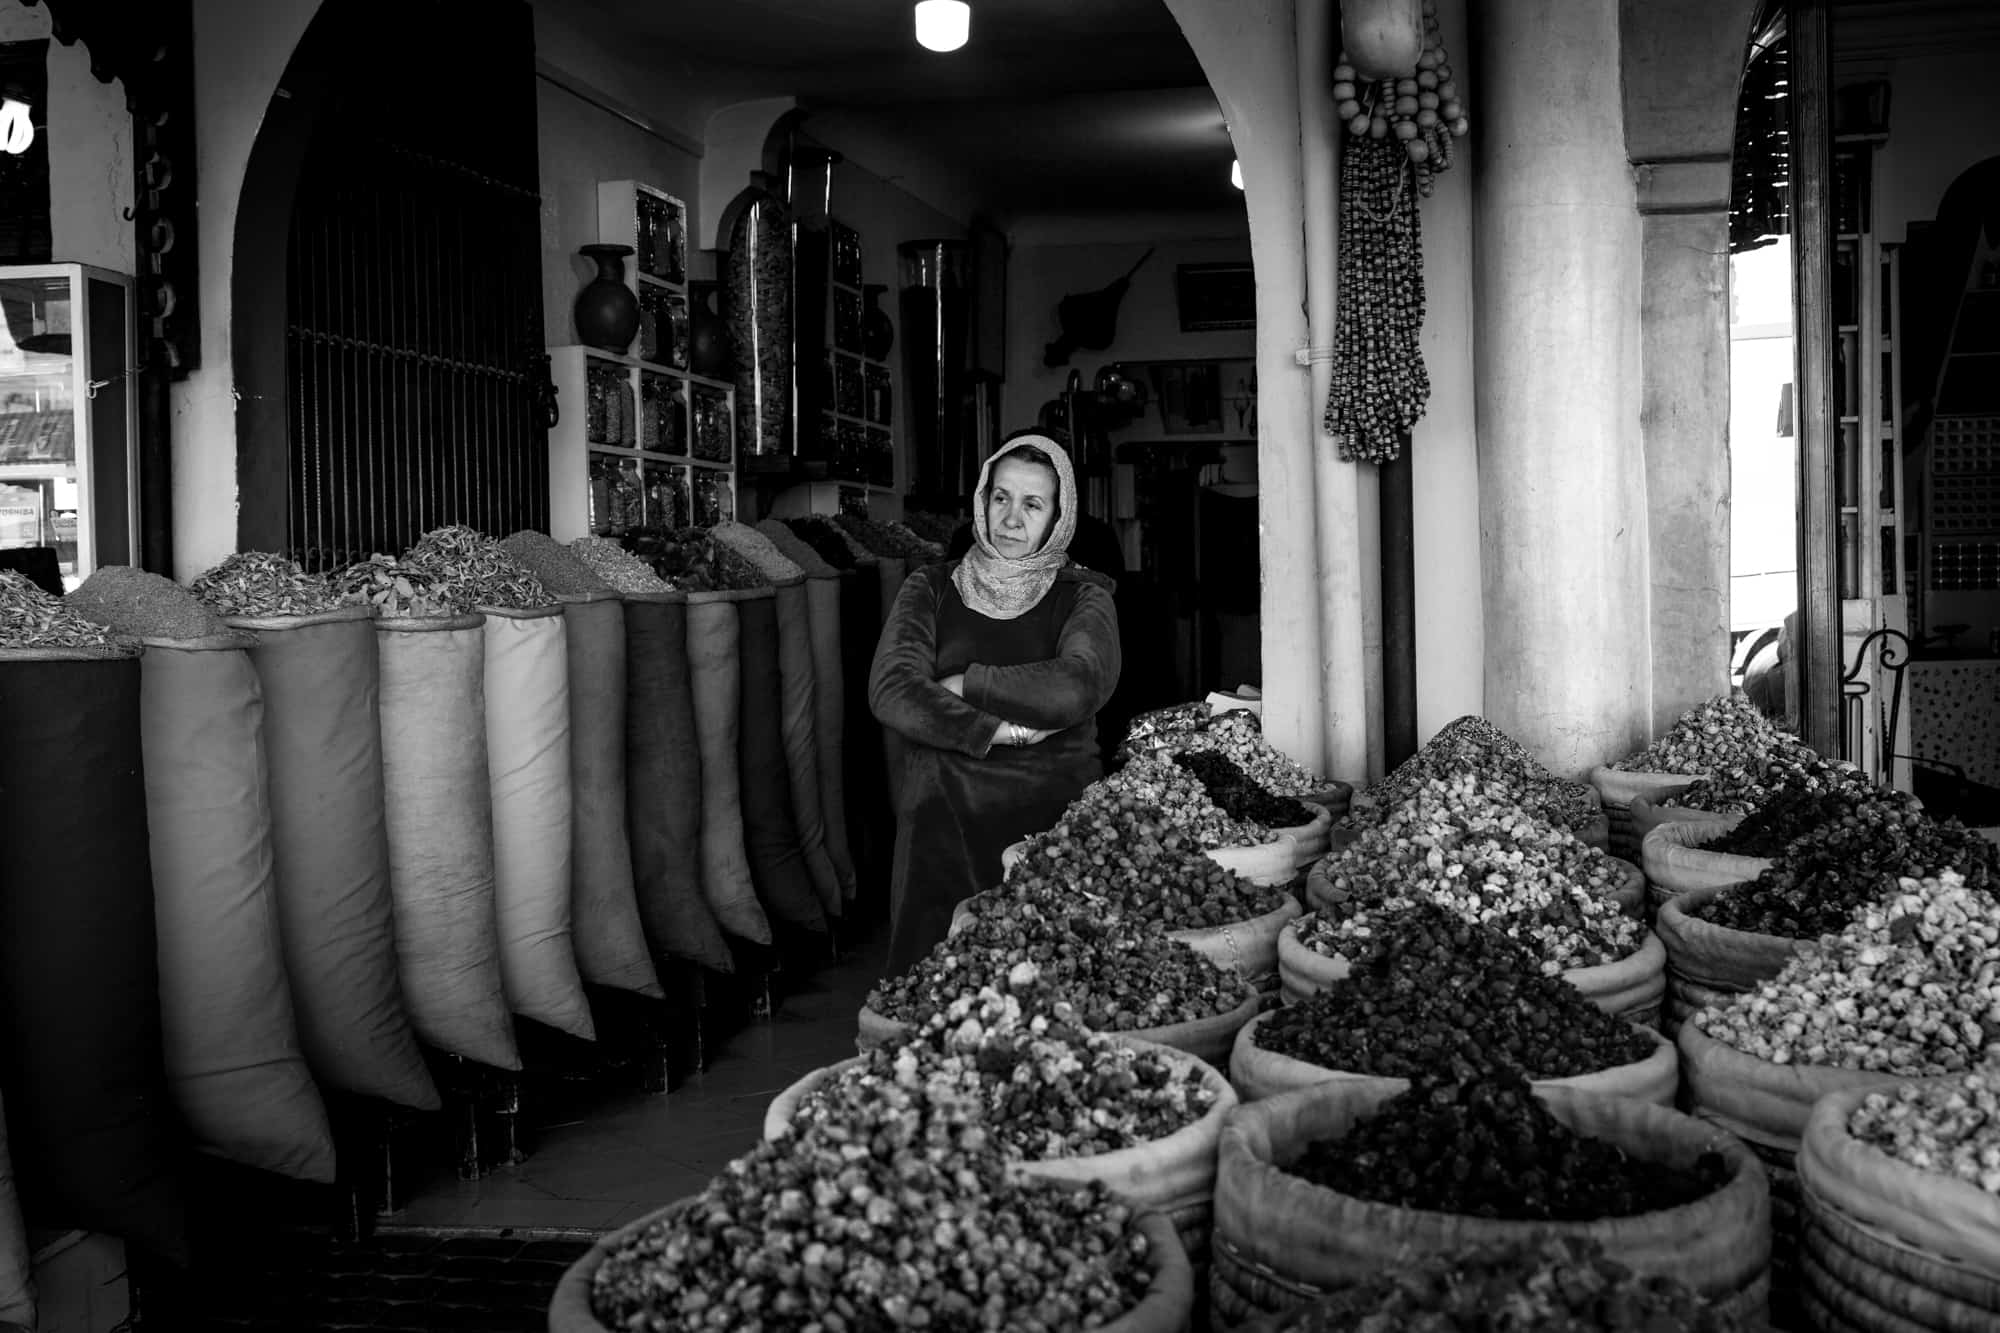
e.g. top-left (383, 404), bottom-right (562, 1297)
top-left (666, 293), bottom-right (691, 370)
top-left (835, 355), bottom-right (865, 417)
top-left (693, 469), bottom-right (733, 527)
top-left (832, 221), bottom-right (864, 288)
top-left (586, 360), bottom-right (622, 444)
top-left (588, 454), bottom-right (619, 535)
top-left (866, 426), bottom-right (894, 487)
top-left (692, 385), bottom-right (732, 462)
top-left (865, 363), bottom-right (892, 425)
top-left (640, 374), bottom-right (663, 452)
top-left (616, 372), bottom-right (637, 447)
top-left (665, 465), bottom-right (693, 530)
top-left (615, 458), bottom-right (645, 532)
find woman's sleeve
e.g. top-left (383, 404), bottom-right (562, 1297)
top-left (961, 584), bottom-right (1121, 732)
top-left (869, 571), bottom-right (1002, 756)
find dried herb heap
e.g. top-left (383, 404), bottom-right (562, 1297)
top-left (569, 537), bottom-right (673, 595)
top-left (66, 565), bottom-right (229, 640)
top-left (1615, 691), bottom-right (1810, 781)
top-left (1171, 749), bottom-right (1317, 828)
top-left (1694, 871), bottom-right (2000, 1075)
top-left (329, 554), bottom-right (456, 618)
top-left (870, 901), bottom-right (1244, 1037)
top-left (754, 519), bottom-right (840, 579)
top-left (1362, 715), bottom-right (1600, 835)
top-left (708, 522), bottom-right (801, 586)
top-left (1128, 706), bottom-right (1329, 797)
top-left (1850, 1068), bottom-right (2000, 1195)
top-left (900, 510), bottom-right (962, 547)
top-left (1265, 1235), bottom-right (1754, 1332)
top-left (981, 754), bottom-right (1292, 932)
top-left (799, 965), bottom-right (1214, 1162)
top-left (1260, 904), bottom-right (1655, 1081)
top-left (189, 552), bottom-right (343, 618)
top-left (1291, 1066), bottom-right (1730, 1221)
top-left (404, 525), bottom-right (551, 610)
top-left (0, 570), bottom-right (118, 648)
top-left (784, 514), bottom-right (865, 570)
top-left (835, 513), bottom-right (942, 561)
top-left (593, 1078), bottom-right (1151, 1331)
top-left (499, 530), bottom-right (613, 598)
top-left (1699, 763), bottom-right (1917, 858)
top-left (1696, 803), bottom-right (1999, 938)
top-left (1312, 771), bottom-right (1639, 973)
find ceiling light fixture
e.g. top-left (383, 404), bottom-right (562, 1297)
top-left (1231, 159), bottom-right (1243, 190)
top-left (914, 0), bottom-right (971, 53)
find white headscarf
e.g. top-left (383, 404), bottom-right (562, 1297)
top-left (952, 435), bottom-right (1078, 621)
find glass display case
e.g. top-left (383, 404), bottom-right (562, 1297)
top-left (0, 264), bottom-right (136, 588)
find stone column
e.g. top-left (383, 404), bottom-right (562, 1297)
top-left (1471, 0), bottom-right (1649, 774)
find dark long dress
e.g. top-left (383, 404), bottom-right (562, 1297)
top-left (869, 562), bottom-right (1121, 973)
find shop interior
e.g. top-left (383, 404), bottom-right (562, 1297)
top-left (2, 0), bottom-right (2000, 1330)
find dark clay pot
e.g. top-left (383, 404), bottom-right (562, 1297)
top-left (574, 243), bottom-right (640, 354)
top-left (689, 281), bottom-right (732, 379)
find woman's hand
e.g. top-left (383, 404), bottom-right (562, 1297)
top-left (990, 719), bottom-right (1058, 749)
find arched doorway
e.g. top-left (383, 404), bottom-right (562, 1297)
top-left (233, 0), bottom-right (550, 569)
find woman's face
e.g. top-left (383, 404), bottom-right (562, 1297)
top-left (986, 455), bottom-right (1059, 556)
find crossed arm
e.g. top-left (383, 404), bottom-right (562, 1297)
top-left (868, 575), bottom-right (1121, 755)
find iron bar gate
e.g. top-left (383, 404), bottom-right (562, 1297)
top-left (276, 0), bottom-right (546, 571)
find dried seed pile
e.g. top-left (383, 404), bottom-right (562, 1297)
top-left (405, 525), bottom-right (551, 610)
top-left (1291, 1068), bottom-right (1731, 1221)
top-left (1171, 749), bottom-right (1317, 827)
top-left (1104, 751), bottom-right (1269, 849)
top-left (1614, 691), bottom-right (1809, 779)
top-left (799, 966), bottom-right (1214, 1162)
top-left (1119, 701), bottom-right (1214, 755)
top-left (189, 552), bottom-right (343, 618)
top-left (1324, 129), bottom-right (1428, 466)
top-left (1267, 1236), bottom-right (1753, 1333)
top-left (1261, 904), bottom-right (1656, 1081)
top-left (1700, 764), bottom-right (1919, 858)
top-left (569, 537), bottom-right (673, 595)
top-left (1309, 771), bottom-right (1639, 972)
top-left (707, 523), bottom-right (796, 586)
top-left (498, 530), bottom-right (613, 597)
top-left (1362, 714), bottom-right (1599, 834)
top-left (871, 901), bottom-right (1245, 1036)
top-left (1697, 803), bottom-right (2000, 938)
top-left (329, 554), bottom-right (455, 619)
top-left (836, 513), bottom-right (941, 560)
top-left (1126, 706), bottom-right (1328, 797)
top-left (1849, 1069), bottom-right (2000, 1194)
top-left (66, 565), bottom-right (229, 640)
top-left (593, 1088), bottom-right (1151, 1331)
top-left (784, 515), bottom-right (864, 570)
top-left (1692, 870), bottom-right (2000, 1075)
top-left (0, 570), bottom-right (118, 648)
top-left (899, 510), bottom-right (962, 547)
top-left (754, 519), bottom-right (839, 579)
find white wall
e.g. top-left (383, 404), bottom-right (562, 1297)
top-left (171, 0), bottom-right (320, 580)
top-left (1001, 235), bottom-right (1254, 438)
top-left (1875, 51), bottom-right (2000, 244)
top-left (536, 78), bottom-right (701, 350)
top-left (0, 1), bottom-right (133, 272)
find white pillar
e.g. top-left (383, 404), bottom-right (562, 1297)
top-left (1471, 0), bottom-right (1649, 774)
top-left (1166, 0), bottom-right (1328, 776)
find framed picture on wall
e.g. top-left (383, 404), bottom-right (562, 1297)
top-left (1144, 358), bottom-right (1258, 436)
top-left (1175, 262), bottom-right (1255, 332)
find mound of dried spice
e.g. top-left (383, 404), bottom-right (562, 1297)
top-left (499, 530), bottom-right (613, 597)
top-left (569, 537), bottom-right (673, 595)
top-left (797, 965), bottom-right (1215, 1162)
top-left (1697, 803), bottom-right (2000, 938)
top-left (1309, 771), bottom-right (1639, 973)
top-left (593, 1078), bottom-right (1152, 1331)
top-left (1171, 749), bottom-right (1317, 827)
top-left (0, 570), bottom-right (118, 648)
top-left (404, 524), bottom-right (551, 610)
top-left (1291, 1067), bottom-right (1731, 1221)
top-left (1263, 1235), bottom-right (1755, 1332)
top-left (189, 552), bottom-right (343, 618)
top-left (871, 903), bottom-right (1245, 1036)
top-left (330, 554), bottom-right (456, 618)
top-left (1259, 904), bottom-right (1655, 1081)
top-left (65, 565), bottom-right (229, 639)
top-left (1363, 715), bottom-right (1599, 834)
top-left (1699, 763), bottom-right (1919, 858)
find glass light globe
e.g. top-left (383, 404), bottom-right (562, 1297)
top-left (915, 0), bottom-right (971, 53)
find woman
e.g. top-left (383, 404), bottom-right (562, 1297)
top-left (869, 435), bottom-right (1121, 973)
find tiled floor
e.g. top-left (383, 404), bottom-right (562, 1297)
top-left (388, 926), bottom-right (887, 1234)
